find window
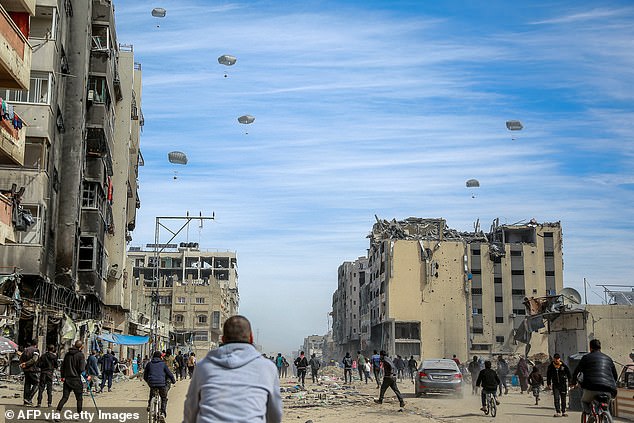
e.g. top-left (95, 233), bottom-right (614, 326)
top-left (545, 271), bottom-right (555, 276)
top-left (81, 181), bottom-right (105, 216)
top-left (471, 249), bottom-right (480, 255)
top-left (544, 251), bottom-right (554, 257)
top-left (23, 139), bottom-right (49, 170)
top-left (78, 236), bottom-right (103, 276)
top-left (197, 315), bottom-right (207, 324)
top-left (495, 317), bottom-right (504, 323)
top-left (472, 344), bottom-right (489, 351)
top-left (88, 77), bottom-right (109, 104)
top-left (511, 270), bottom-right (524, 275)
top-left (195, 297), bottom-right (204, 304)
top-left (495, 296), bottom-right (503, 302)
top-left (3, 72), bottom-right (53, 104)
top-left (158, 296), bottom-right (171, 304)
top-left (194, 331), bottom-right (208, 341)
top-left (212, 311), bottom-right (220, 329)
top-left (135, 258), bottom-right (144, 267)
top-left (510, 250), bottom-right (522, 257)
top-left (472, 308), bottom-right (483, 315)
top-left (496, 336), bottom-right (505, 343)
top-left (471, 269), bottom-right (481, 274)
top-left (30, 6), bottom-right (58, 39)
top-left (91, 25), bottom-right (110, 50)
top-left (177, 297), bottom-right (186, 304)
top-left (512, 289), bottom-right (525, 296)
top-left (494, 277), bottom-right (502, 284)
top-left (471, 288), bottom-right (483, 295)
top-left (543, 232), bottom-right (553, 238)
top-left (512, 309), bottom-right (526, 316)
top-left (14, 204), bottom-right (44, 244)
top-left (471, 327), bottom-right (484, 334)
top-left (174, 314), bottom-right (183, 323)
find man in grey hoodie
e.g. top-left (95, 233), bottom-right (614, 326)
top-left (183, 315), bottom-right (282, 423)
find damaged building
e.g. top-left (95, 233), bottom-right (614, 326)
top-left (331, 216), bottom-right (564, 360)
top-left (0, 0), bottom-right (143, 353)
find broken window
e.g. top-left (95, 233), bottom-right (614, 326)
top-left (78, 236), bottom-right (103, 275)
top-left (88, 77), bottom-right (109, 104)
top-left (174, 314), bottom-right (183, 323)
top-left (395, 322), bottom-right (420, 340)
top-left (212, 311), bottom-right (220, 329)
top-left (91, 25), bottom-right (110, 50)
top-left (14, 204), bottom-right (43, 244)
top-left (82, 181), bottom-right (105, 212)
top-left (496, 336), bottom-right (505, 343)
top-left (495, 317), bottom-right (504, 323)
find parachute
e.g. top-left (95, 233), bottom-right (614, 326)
top-left (151, 8), bottom-right (166, 18)
top-left (466, 179), bottom-right (480, 198)
top-left (506, 120), bottom-right (523, 140)
top-left (168, 151), bottom-right (187, 165)
top-left (238, 115), bottom-right (255, 134)
top-left (218, 55), bottom-right (237, 78)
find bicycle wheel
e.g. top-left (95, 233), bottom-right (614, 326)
top-left (580, 412), bottom-right (587, 423)
top-left (599, 411), bottom-right (613, 423)
top-left (490, 398), bottom-right (497, 417)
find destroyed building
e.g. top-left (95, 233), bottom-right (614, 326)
top-left (0, 0), bottom-right (143, 353)
top-left (331, 217), bottom-right (563, 360)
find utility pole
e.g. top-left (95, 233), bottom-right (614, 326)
top-left (583, 277), bottom-right (588, 304)
top-left (149, 213), bottom-right (215, 350)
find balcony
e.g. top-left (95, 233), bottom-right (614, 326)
top-left (0, 192), bottom-right (14, 244)
top-left (0, 4), bottom-right (32, 90)
top-left (0, 112), bottom-right (25, 165)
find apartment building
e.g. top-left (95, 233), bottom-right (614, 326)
top-left (331, 217), bottom-right (563, 361)
top-left (128, 244), bottom-right (239, 356)
top-left (332, 257), bottom-right (367, 354)
top-left (0, 0), bottom-right (143, 350)
top-left (302, 334), bottom-right (325, 359)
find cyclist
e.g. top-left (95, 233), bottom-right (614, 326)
top-left (144, 351), bottom-right (176, 417)
top-left (476, 360), bottom-right (500, 412)
top-left (571, 339), bottom-right (618, 421)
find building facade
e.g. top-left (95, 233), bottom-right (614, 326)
top-left (331, 217), bottom-right (564, 361)
top-left (0, 0), bottom-right (143, 354)
top-left (332, 257), bottom-right (366, 355)
top-left (127, 244), bottom-right (239, 357)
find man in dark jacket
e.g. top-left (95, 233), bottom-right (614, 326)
top-left (85, 351), bottom-right (100, 393)
top-left (36, 344), bottom-right (57, 407)
top-left (294, 352), bottom-right (308, 387)
top-left (144, 351), bottom-right (176, 416)
top-left (99, 349), bottom-right (117, 392)
top-left (342, 352), bottom-right (353, 384)
top-left (476, 360), bottom-right (500, 412)
top-left (468, 356), bottom-right (481, 395)
top-left (308, 353), bottom-right (321, 383)
top-left (374, 350), bottom-right (405, 408)
top-left (20, 339), bottom-right (40, 406)
top-left (547, 353), bottom-right (572, 417)
top-left (56, 340), bottom-right (86, 416)
top-left (175, 351), bottom-right (186, 380)
top-left (572, 339), bottom-right (618, 416)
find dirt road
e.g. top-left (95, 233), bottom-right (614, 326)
top-left (0, 374), bottom-right (628, 422)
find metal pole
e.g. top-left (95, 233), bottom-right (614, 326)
top-left (583, 277), bottom-right (588, 305)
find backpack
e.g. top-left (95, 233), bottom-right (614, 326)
top-left (343, 356), bottom-right (352, 368)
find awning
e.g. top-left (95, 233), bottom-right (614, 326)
top-left (98, 333), bottom-right (149, 345)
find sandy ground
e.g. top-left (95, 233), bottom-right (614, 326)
top-left (0, 371), bottom-right (629, 423)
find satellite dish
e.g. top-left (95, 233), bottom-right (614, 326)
top-left (560, 287), bottom-right (582, 305)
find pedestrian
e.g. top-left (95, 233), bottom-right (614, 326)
top-left (144, 351), bottom-right (176, 417)
top-left (55, 340), bottom-right (86, 420)
top-left (356, 351), bottom-right (366, 382)
top-left (408, 356), bottom-right (418, 382)
top-left (468, 356), bottom-right (481, 395)
top-left (36, 344), bottom-right (57, 408)
top-left (187, 352), bottom-right (196, 378)
top-left (452, 354), bottom-right (461, 366)
top-left (309, 353), bottom-right (321, 383)
top-left (363, 360), bottom-right (372, 384)
top-left (496, 355), bottom-right (509, 396)
top-left (547, 353), bottom-right (571, 417)
top-left (182, 315), bottom-right (283, 423)
top-left (528, 366), bottom-right (544, 405)
top-left (99, 349), bottom-right (117, 392)
top-left (394, 355), bottom-right (405, 381)
top-left (371, 350), bottom-right (381, 388)
top-left (19, 338), bottom-right (40, 406)
top-left (294, 351), bottom-right (308, 387)
top-left (175, 350), bottom-right (186, 380)
top-left (282, 356), bottom-right (289, 378)
top-left (373, 350), bottom-right (405, 408)
top-left (516, 357), bottom-right (529, 393)
top-left (275, 353), bottom-right (284, 377)
top-left (342, 352), bottom-right (353, 384)
top-left (476, 360), bottom-right (501, 412)
top-left (84, 350), bottom-right (99, 394)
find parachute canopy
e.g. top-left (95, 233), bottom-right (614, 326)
top-left (506, 120), bottom-right (523, 131)
top-left (168, 151), bottom-right (187, 165)
top-left (151, 8), bottom-right (166, 17)
top-left (238, 115), bottom-right (255, 124)
top-left (218, 55), bottom-right (237, 66)
top-left (466, 179), bottom-right (480, 188)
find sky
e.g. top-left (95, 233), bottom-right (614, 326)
top-left (113, 1), bottom-right (634, 354)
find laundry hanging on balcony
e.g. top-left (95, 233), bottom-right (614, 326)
top-left (0, 98), bottom-right (25, 130)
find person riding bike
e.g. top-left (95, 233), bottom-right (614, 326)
top-left (571, 339), bottom-right (618, 421)
top-left (476, 360), bottom-right (500, 412)
top-left (144, 351), bottom-right (176, 417)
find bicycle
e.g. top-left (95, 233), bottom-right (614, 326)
top-left (581, 393), bottom-right (613, 423)
top-left (148, 387), bottom-right (163, 423)
top-left (483, 390), bottom-right (497, 417)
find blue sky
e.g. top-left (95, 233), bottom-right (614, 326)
top-left (114, 1), bottom-right (634, 354)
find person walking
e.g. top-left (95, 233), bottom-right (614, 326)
top-left (19, 338), bottom-right (40, 406)
top-left (36, 344), bottom-right (57, 408)
top-left (182, 315), bottom-right (283, 423)
top-left (468, 356), bottom-right (481, 395)
top-left (363, 360), bottom-right (372, 384)
top-left (342, 352), bottom-right (353, 384)
top-left (281, 356), bottom-right (289, 378)
top-left (408, 356), bottom-right (418, 382)
top-left (476, 361), bottom-right (501, 412)
top-left (452, 354), bottom-right (461, 366)
top-left (371, 350), bottom-right (382, 388)
top-left (275, 353), bottom-right (284, 377)
top-left (496, 355), bottom-right (509, 396)
top-left (294, 351), bottom-right (308, 388)
top-left (175, 351), bottom-right (186, 381)
top-left (528, 366), bottom-right (544, 405)
top-left (99, 349), bottom-right (117, 393)
top-left (356, 351), bottom-right (366, 382)
top-left (55, 340), bottom-right (86, 420)
top-left (85, 350), bottom-right (99, 394)
top-left (572, 339), bottom-right (618, 419)
top-left (187, 352), bottom-right (197, 378)
top-left (516, 357), bottom-right (530, 394)
top-left (308, 353), bottom-right (321, 383)
top-left (144, 351), bottom-right (176, 417)
top-left (394, 355), bottom-right (406, 381)
top-left (373, 351), bottom-right (405, 408)
top-left (547, 353), bottom-right (571, 417)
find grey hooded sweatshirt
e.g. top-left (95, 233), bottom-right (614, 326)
top-left (183, 342), bottom-right (282, 423)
